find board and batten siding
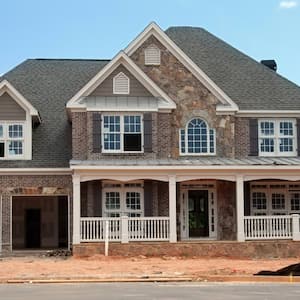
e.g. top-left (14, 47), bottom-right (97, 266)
top-left (0, 92), bottom-right (26, 120)
top-left (90, 65), bottom-right (153, 97)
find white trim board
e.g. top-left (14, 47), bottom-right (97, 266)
top-left (0, 168), bottom-right (71, 175)
top-left (124, 22), bottom-right (239, 113)
top-left (0, 80), bottom-right (40, 121)
top-left (66, 51), bottom-right (176, 112)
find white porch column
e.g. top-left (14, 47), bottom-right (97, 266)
top-left (236, 175), bottom-right (245, 242)
top-left (121, 216), bottom-right (129, 243)
top-left (292, 214), bottom-right (300, 241)
top-left (169, 175), bottom-right (177, 243)
top-left (72, 174), bottom-right (81, 245)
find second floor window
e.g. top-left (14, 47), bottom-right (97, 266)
top-left (102, 114), bottom-right (142, 152)
top-left (179, 118), bottom-right (216, 155)
top-left (259, 119), bottom-right (297, 156)
top-left (0, 122), bottom-right (24, 159)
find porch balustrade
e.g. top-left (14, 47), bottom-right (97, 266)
top-left (244, 214), bottom-right (300, 241)
top-left (80, 216), bottom-right (170, 243)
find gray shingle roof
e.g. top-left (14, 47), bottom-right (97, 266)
top-left (166, 27), bottom-right (300, 110)
top-left (0, 59), bottom-right (108, 168)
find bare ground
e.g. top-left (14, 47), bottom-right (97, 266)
top-left (0, 255), bottom-right (299, 279)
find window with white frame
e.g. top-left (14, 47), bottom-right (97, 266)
top-left (251, 183), bottom-right (300, 215)
top-left (102, 182), bottom-right (144, 217)
top-left (113, 72), bottom-right (130, 94)
top-left (259, 119), bottom-right (297, 156)
top-left (102, 114), bottom-right (142, 152)
top-left (0, 122), bottom-right (25, 159)
top-left (144, 44), bottom-right (161, 65)
top-left (179, 118), bottom-right (215, 155)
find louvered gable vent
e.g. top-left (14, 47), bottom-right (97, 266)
top-left (145, 44), bottom-right (161, 65)
top-left (113, 72), bottom-right (130, 94)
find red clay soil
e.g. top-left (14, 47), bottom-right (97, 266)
top-left (0, 256), bottom-right (299, 279)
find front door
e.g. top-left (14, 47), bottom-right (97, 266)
top-left (188, 190), bottom-right (209, 237)
top-left (25, 209), bottom-right (41, 248)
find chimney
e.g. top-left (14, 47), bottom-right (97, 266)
top-left (260, 60), bottom-right (277, 72)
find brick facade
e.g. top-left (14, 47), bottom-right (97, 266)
top-left (235, 117), bottom-right (250, 158)
top-left (0, 175), bottom-right (72, 252)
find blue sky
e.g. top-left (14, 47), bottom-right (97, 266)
top-left (1, 0), bottom-right (300, 85)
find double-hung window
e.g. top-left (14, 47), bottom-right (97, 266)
top-left (259, 119), bottom-right (297, 156)
top-left (102, 114), bottom-right (143, 152)
top-left (0, 122), bottom-right (24, 159)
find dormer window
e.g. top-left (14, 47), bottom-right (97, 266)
top-left (0, 122), bottom-right (25, 158)
top-left (144, 44), bottom-right (161, 65)
top-left (179, 118), bottom-right (216, 155)
top-left (113, 72), bottom-right (130, 94)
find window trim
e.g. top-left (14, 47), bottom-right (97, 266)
top-left (113, 72), bottom-right (130, 95)
top-left (179, 118), bottom-right (216, 156)
top-left (0, 121), bottom-right (26, 160)
top-left (258, 119), bottom-right (297, 157)
top-left (101, 113), bottom-right (144, 154)
top-left (102, 181), bottom-right (144, 217)
top-left (250, 182), bottom-right (300, 216)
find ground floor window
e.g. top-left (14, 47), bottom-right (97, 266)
top-left (251, 182), bottom-right (300, 215)
top-left (102, 181), bottom-right (144, 217)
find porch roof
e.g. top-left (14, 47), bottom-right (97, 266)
top-left (71, 157), bottom-right (300, 167)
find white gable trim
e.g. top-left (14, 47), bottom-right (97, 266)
top-left (66, 51), bottom-right (176, 111)
top-left (0, 80), bottom-right (40, 119)
top-left (125, 22), bottom-right (239, 113)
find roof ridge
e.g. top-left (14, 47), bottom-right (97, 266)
top-left (32, 58), bottom-right (111, 62)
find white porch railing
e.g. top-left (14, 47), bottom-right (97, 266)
top-left (80, 218), bottom-right (121, 242)
top-left (80, 216), bottom-right (170, 243)
top-left (129, 217), bottom-right (170, 241)
top-left (244, 215), bottom-right (300, 240)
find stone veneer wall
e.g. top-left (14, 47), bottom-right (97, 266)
top-left (130, 35), bottom-right (235, 159)
top-left (0, 175), bottom-right (72, 252)
top-left (217, 181), bottom-right (236, 240)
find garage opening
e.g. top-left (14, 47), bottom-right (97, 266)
top-left (12, 196), bottom-right (68, 250)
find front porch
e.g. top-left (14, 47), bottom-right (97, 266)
top-left (71, 166), bottom-right (300, 247)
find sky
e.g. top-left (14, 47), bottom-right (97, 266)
top-left (1, 0), bottom-right (300, 85)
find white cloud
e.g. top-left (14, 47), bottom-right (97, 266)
top-left (279, 1), bottom-right (298, 8)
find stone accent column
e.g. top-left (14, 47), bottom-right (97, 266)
top-left (72, 175), bottom-right (81, 245)
top-left (169, 175), bottom-right (177, 243)
top-left (236, 175), bottom-right (245, 242)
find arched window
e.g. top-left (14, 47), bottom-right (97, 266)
top-left (179, 118), bottom-right (216, 155)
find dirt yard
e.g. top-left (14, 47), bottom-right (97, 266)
top-left (0, 255), bottom-right (299, 279)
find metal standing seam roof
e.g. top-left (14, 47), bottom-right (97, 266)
top-left (71, 157), bottom-right (300, 166)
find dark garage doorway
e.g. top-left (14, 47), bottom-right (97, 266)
top-left (12, 196), bottom-right (69, 250)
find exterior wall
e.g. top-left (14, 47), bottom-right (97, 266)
top-left (235, 117), bottom-right (250, 158)
top-left (0, 175), bottom-right (72, 252)
top-left (0, 92), bottom-right (26, 120)
top-left (130, 35), bottom-right (235, 159)
top-left (72, 112), bottom-right (87, 160)
top-left (217, 181), bottom-right (236, 240)
top-left (90, 65), bottom-right (152, 97)
top-left (12, 196), bottom-right (59, 248)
